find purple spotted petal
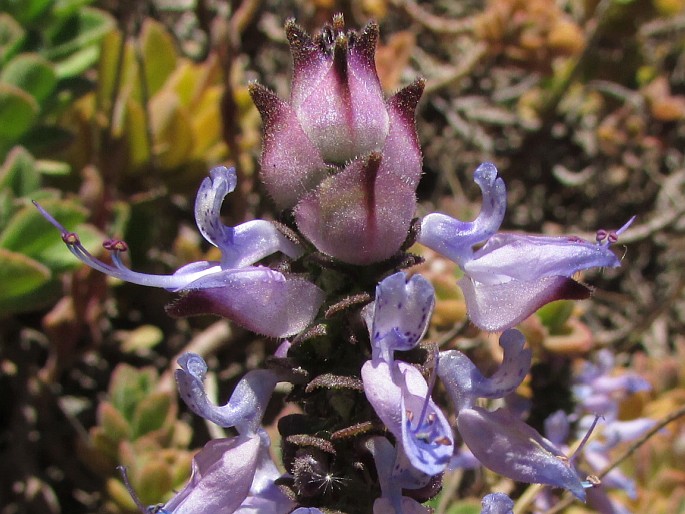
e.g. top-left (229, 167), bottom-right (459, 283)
top-left (458, 275), bottom-right (591, 332)
top-left (163, 435), bottom-right (261, 514)
top-left (419, 162), bottom-right (506, 266)
top-left (363, 272), bottom-right (435, 361)
top-left (362, 360), bottom-right (452, 476)
top-left (175, 353), bottom-right (281, 434)
top-left (166, 267), bottom-right (324, 338)
top-left (458, 407), bottom-right (586, 500)
top-left (481, 493), bottom-right (514, 514)
top-left (438, 329), bottom-right (531, 412)
top-left (195, 166), bottom-right (303, 266)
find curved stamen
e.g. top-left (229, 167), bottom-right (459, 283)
top-left (33, 201), bottom-right (220, 291)
top-left (596, 216), bottom-right (636, 246)
top-left (570, 414), bottom-right (603, 464)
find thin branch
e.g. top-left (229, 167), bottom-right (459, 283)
top-left (391, 0), bottom-right (474, 35)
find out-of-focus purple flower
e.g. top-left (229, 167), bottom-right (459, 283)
top-left (438, 328), bottom-right (531, 412)
top-left (573, 349), bottom-right (651, 421)
top-left (418, 162), bottom-right (634, 331)
top-left (35, 166), bottom-right (324, 337)
top-left (457, 407), bottom-right (586, 500)
top-left (481, 493), bottom-right (514, 514)
top-left (250, 17), bottom-right (425, 264)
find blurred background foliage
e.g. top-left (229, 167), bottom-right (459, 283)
top-left (0, 0), bottom-right (683, 513)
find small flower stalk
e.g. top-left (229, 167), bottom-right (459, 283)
top-left (36, 14), bottom-right (643, 514)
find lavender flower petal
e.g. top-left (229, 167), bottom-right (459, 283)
top-left (458, 407), bottom-right (586, 500)
top-left (162, 435), bottom-right (261, 514)
top-left (419, 162), bottom-right (506, 266)
top-left (194, 166), bottom-right (303, 267)
top-left (439, 329), bottom-right (531, 412)
top-left (166, 267), bottom-right (324, 338)
top-left (175, 353), bottom-right (281, 434)
top-left (363, 272), bottom-right (435, 362)
top-left (481, 493), bottom-right (515, 514)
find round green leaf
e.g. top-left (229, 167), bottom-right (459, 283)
top-left (0, 83), bottom-right (38, 141)
top-left (0, 13), bottom-right (25, 64)
top-left (1, 53), bottom-right (57, 104)
top-left (0, 247), bottom-right (51, 299)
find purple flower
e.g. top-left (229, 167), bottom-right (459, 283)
top-left (362, 272), bottom-right (435, 362)
top-left (35, 166), bottom-right (324, 337)
top-left (361, 273), bottom-right (453, 477)
top-left (363, 359), bottom-right (454, 476)
top-left (161, 435), bottom-right (262, 514)
top-left (250, 17), bottom-right (424, 264)
top-left (458, 407), bottom-right (586, 500)
top-left (168, 353), bottom-right (294, 513)
top-left (481, 493), bottom-right (514, 514)
top-left (438, 328), bottom-right (532, 412)
top-left (364, 436), bottom-right (432, 514)
top-left (418, 162), bottom-right (634, 331)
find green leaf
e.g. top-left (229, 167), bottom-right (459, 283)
top-left (0, 188), bottom-right (13, 231)
top-left (109, 364), bottom-right (157, 421)
top-left (98, 401), bottom-right (132, 443)
top-left (0, 247), bottom-right (51, 300)
top-left (43, 8), bottom-right (114, 61)
top-left (131, 391), bottom-right (173, 438)
top-left (0, 83), bottom-right (39, 142)
top-left (54, 44), bottom-right (100, 79)
top-left (121, 324), bottom-right (164, 354)
top-left (0, 13), bottom-right (25, 65)
top-left (1, 53), bottom-right (57, 105)
top-left (35, 159), bottom-right (71, 176)
top-left (0, 0), bottom-right (53, 25)
top-left (139, 19), bottom-right (177, 97)
top-left (0, 146), bottom-right (40, 197)
top-left (137, 459), bottom-right (173, 506)
top-left (149, 90), bottom-right (193, 170)
top-left (0, 198), bottom-right (100, 272)
top-left (536, 300), bottom-right (575, 333)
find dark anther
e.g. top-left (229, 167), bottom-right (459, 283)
top-left (434, 436), bottom-right (452, 446)
top-left (406, 409), bottom-right (414, 422)
top-left (103, 239), bottom-right (129, 252)
top-left (595, 229), bottom-right (608, 243)
top-left (607, 231), bottom-right (618, 244)
top-left (62, 232), bottom-right (80, 245)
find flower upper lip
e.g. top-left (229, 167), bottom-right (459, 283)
top-left (418, 162), bottom-right (635, 331)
